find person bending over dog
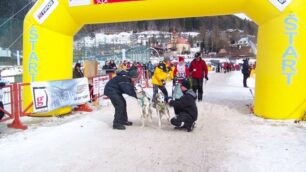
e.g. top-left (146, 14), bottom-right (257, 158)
top-left (104, 69), bottom-right (139, 130)
top-left (167, 78), bottom-right (197, 132)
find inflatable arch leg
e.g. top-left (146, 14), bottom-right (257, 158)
top-left (23, 0), bottom-right (306, 119)
top-left (255, 7), bottom-right (306, 119)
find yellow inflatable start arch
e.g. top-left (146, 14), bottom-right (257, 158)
top-left (23, 0), bottom-right (306, 119)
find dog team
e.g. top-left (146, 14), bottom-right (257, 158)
top-left (104, 52), bottom-right (209, 132)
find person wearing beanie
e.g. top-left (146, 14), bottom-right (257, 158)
top-left (104, 68), bottom-right (139, 130)
top-left (127, 69), bottom-right (139, 78)
top-left (167, 78), bottom-right (198, 132)
top-left (172, 56), bottom-right (190, 99)
top-left (189, 52), bottom-right (209, 101)
top-left (151, 56), bottom-right (172, 107)
top-left (181, 79), bottom-right (190, 89)
top-left (173, 56), bottom-right (190, 83)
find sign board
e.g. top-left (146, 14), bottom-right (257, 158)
top-left (69, 0), bottom-right (91, 7)
top-left (93, 76), bottom-right (109, 95)
top-left (269, 0), bottom-right (292, 12)
top-left (31, 78), bottom-right (90, 113)
top-left (34, 0), bottom-right (59, 24)
top-left (94, 0), bottom-right (139, 4)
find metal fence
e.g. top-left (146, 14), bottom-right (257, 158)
top-left (74, 45), bottom-right (150, 64)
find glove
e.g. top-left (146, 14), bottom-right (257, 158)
top-left (161, 80), bottom-right (166, 86)
top-left (205, 76), bottom-right (209, 81)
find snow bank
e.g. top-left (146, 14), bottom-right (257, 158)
top-left (0, 71), bottom-right (305, 172)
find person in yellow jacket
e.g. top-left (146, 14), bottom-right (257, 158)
top-left (152, 57), bottom-right (172, 106)
top-left (168, 63), bottom-right (175, 81)
top-left (118, 60), bottom-right (128, 70)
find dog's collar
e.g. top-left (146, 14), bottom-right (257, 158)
top-left (138, 91), bottom-right (151, 106)
top-left (138, 95), bottom-right (145, 106)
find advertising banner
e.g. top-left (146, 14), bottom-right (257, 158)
top-left (269, 0), bottom-right (292, 11)
top-left (31, 78), bottom-right (90, 113)
top-left (34, 0), bottom-right (59, 24)
top-left (93, 76), bottom-right (109, 95)
top-left (93, 0), bottom-right (140, 4)
top-left (69, 0), bottom-right (91, 7)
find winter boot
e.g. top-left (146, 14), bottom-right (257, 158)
top-left (187, 122), bottom-right (196, 132)
top-left (123, 121), bottom-right (133, 126)
top-left (113, 124), bottom-right (126, 130)
top-left (174, 126), bottom-right (183, 130)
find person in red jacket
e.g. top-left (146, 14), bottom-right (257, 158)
top-left (173, 56), bottom-right (190, 83)
top-left (189, 52), bottom-right (208, 101)
top-left (172, 56), bottom-right (190, 99)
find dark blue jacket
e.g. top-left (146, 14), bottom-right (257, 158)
top-left (169, 89), bottom-right (198, 121)
top-left (242, 60), bottom-right (250, 76)
top-left (104, 75), bottom-right (137, 98)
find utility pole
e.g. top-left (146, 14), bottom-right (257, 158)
top-left (17, 50), bottom-right (20, 66)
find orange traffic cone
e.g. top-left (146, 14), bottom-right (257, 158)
top-left (75, 103), bottom-right (93, 112)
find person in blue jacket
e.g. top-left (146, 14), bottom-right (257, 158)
top-left (104, 69), bottom-right (139, 130)
top-left (241, 58), bottom-right (251, 88)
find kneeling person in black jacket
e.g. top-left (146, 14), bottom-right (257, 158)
top-left (104, 69), bottom-right (139, 130)
top-left (168, 78), bottom-right (198, 132)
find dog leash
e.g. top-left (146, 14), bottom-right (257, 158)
top-left (158, 102), bottom-right (166, 111)
top-left (138, 96), bottom-right (145, 107)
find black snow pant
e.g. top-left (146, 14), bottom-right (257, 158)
top-left (170, 112), bottom-right (195, 129)
top-left (243, 74), bottom-right (248, 87)
top-left (192, 78), bottom-right (203, 101)
top-left (0, 101), bottom-right (4, 120)
top-left (153, 84), bottom-right (168, 102)
top-left (108, 94), bottom-right (128, 125)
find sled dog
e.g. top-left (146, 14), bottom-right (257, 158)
top-left (154, 92), bottom-right (170, 127)
top-left (135, 84), bottom-right (153, 127)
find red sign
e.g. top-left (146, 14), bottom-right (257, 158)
top-left (94, 0), bottom-right (140, 4)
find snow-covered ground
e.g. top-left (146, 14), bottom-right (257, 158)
top-left (0, 66), bottom-right (22, 77)
top-left (0, 71), bottom-right (306, 172)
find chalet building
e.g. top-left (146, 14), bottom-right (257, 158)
top-left (166, 30), bottom-right (191, 54)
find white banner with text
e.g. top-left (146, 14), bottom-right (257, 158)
top-left (31, 78), bottom-right (90, 113)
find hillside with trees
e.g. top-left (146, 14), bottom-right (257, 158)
top-left (77, 16), bottom-right (257, 39)
top-left (0, 0), bottom-right (34, 50)
top-left (0, 0), bottom-right (257, 51)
